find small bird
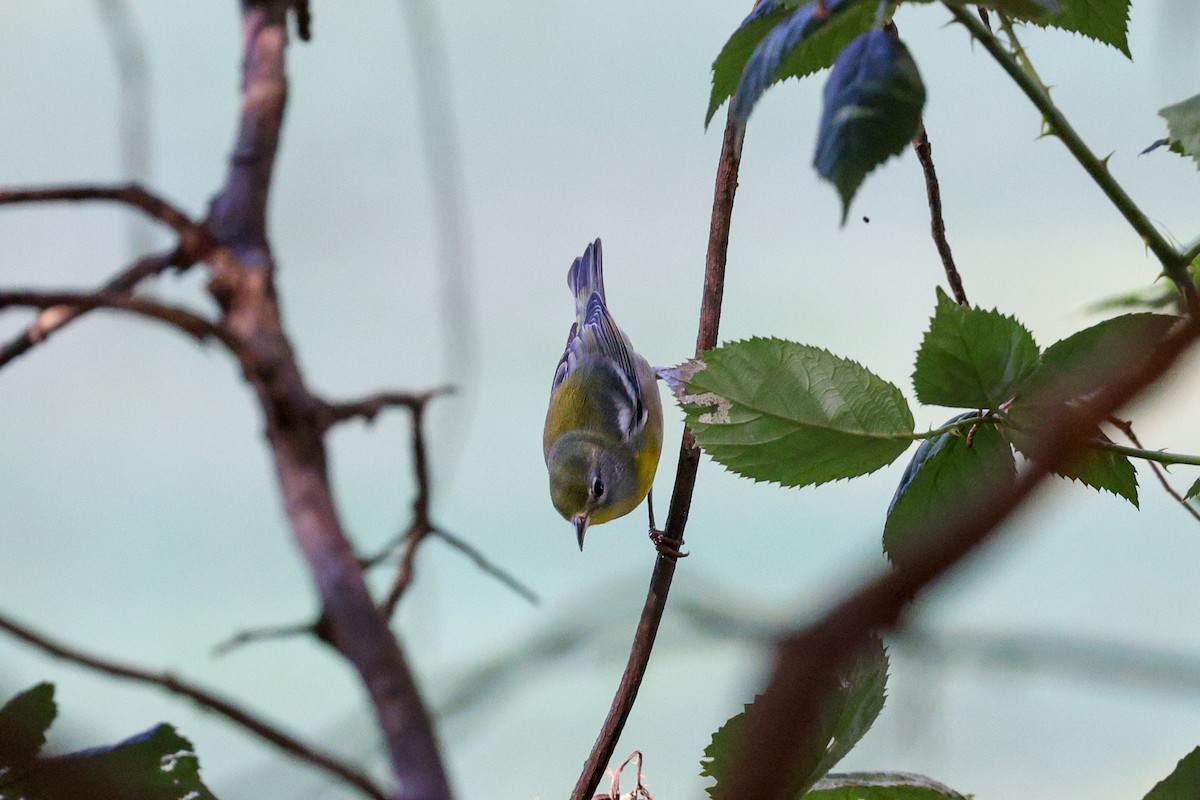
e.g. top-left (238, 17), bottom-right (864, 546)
top-left (544, 239), bottom-right (664, 550)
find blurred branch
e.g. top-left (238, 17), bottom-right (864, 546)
top-left (429, 528), bottom-right (540, 605)
top-left (0, 608), bottom-right (390, 800)
top-left (396, 0), bottom-right (480, 480)
top-left (201, 3), bottom-right (452, 797)
top-left (1108, 417), bottom-right (1200, 524)
top-left (0, 184), bottom-right (208, 248)
top-left (0, 246), bottom-right (198, 370)
top-left (94, 0), bottom-right (155, 257)
top-left (571, 103), bottom-right (745, 799)
top-left (725, 317), bottom-right (1200, 798)
top-left (0, 290), bottom-right (237, 352)
top-left (912, 123), bottom-right (968, 306)
top-left (319, 386), bottom-right (453, 430)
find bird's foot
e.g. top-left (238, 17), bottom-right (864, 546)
top-left (649, 528), bottom-right (688, 559)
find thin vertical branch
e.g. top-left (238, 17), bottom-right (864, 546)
top-left (912, 124), bottom-right (968, 306)
top-left (94, 0), bottom-right (155, 258)
top-left (570, 108), bottom-right (745, 800)
top-left (397, 0), bottom-right (479, 479)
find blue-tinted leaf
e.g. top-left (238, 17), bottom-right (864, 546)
top-left (708, 1), bottom-right (793, 127)
top-left (885, 419), bottom-right (1015, 565)
top-left (813, 30), bottom-right (925, 222)
top-left (726, 0), bottom-right (877, 127)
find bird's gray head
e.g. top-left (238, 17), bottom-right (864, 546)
top-left (547, 436), bottom-right (637, 550)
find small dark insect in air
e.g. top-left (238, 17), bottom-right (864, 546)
top-left (862, 216), bottom-right (870, 224)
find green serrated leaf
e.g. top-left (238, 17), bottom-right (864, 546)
top-left (1160, 94), bottom-right (1200, 167)
top-left (813, 30), bottom-right (926, 222)
top-left (912, 287), bottom-right (1040, 410)
top-left (1005, 314), bottom-right (1177, 505)
top-left (917, 0), bottom-right (1061, 23)
top-left (702, 637), bottom-right (889, 799)
top-left (806, 772), bottom-right (970, 799)
top-left (1186, 478), bottom-right (1200, 502)
top-left (670, 338), bottom-right (914, 488)
top-left (0, 683), bottom-right (57, 775)
top-left (885, 423), bottom-right (1016, 566)
top-left (3, 724), bottom-right (219, 800)
top-left (1143, 746), bottom-right (1200, 800)
top-left (1022, 0), bottom-right (1132, 56)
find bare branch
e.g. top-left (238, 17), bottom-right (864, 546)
top-left (430, 528), bottom-right (540, 606)
top-left (0, 290), bottom-right (236, 351)
top-left (212, 618), bottom-right (325, 656)
top-left (319, 385), bottom-right (454, 430)
top-left (723, 316), bottom-right (1200, 799)
top-left (912, 124), bottom-right (968, 306)
top-left (571, 103), bottom-right (745, 799)
top-left (0, 184), bottom-right (210, 252)
top-left (0, 607), bottom-right (389, 800)
top-left (381, 399), bottom-right (435, 618)
top-left (1108, 416), bottom-right (1200, 524)
top-left (0, 248), bottom-right (195, 370)
top-left (201, 4), bottom-right (452, 796)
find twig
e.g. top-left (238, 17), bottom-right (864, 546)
top-left (203, 4), bottom-right (452, 796)
top-left (571, 102), bottom-right (745, 800)
top-left (397, 0), bottom-right (480, 482)
top-left (912, 124), bottom-right (968, 306)
top-left (0, 608), bottom-right (389, 800)
top-left (212, 619), bottom-right (323, 656)
top-left (319, 386), bottom-right (454, 430)
top-left (947, 4), bottom-right (1199, 309)
top-left (382, 400), bottom-right (435, 618)
top-left (723, 315), bottom-right (1200, 798)
top-left (0, 291), bottom-right (236, 351)
top-left (0, 184), bottom-right (209, 250)
top-left (0, 247), bottom-right (192, 370)
top-left (1108, 417), bottom-right (1200, 524)
top-left (429, 528), bottom-right (540, 605)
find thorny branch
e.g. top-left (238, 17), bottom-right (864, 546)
top-left (1108, 417), bottom-right (1200, 524)
top-left (571, 104), bottom-right (745, 799)
top-left (0, 608), bottom-right (389, 800)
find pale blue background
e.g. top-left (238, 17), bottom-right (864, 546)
top-left (2, 2), bottom-right (1200, 798)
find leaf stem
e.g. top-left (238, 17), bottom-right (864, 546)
top-left (911, 413), bottom-right (998, 440)
top-left (945, 4), bottom-right (1197, 302)
top-left (1091, 440), bottom-right (1200, 468)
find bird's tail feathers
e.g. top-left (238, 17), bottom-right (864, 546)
top-left (567, 238), bottom-right (606, 316)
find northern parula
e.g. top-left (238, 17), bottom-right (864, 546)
top-left (544, 239), bottom-right (664, 550)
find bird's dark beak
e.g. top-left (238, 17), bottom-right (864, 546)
top-left (574, 516), bottom-right (589, 551)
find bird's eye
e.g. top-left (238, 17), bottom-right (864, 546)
top-left (592, 478), bottom-right (605, 498)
